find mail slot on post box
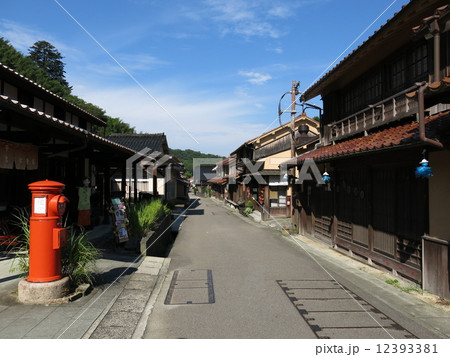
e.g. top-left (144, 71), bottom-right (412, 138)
top-left (28, 180), bottom-right (69, 283)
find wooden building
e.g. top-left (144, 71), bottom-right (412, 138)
top-left (208, 157), bottom-right (234, 200)
top-left (107, 133), bottom-right (188, 203)
top-left (234, 114), bottom-right (319, 220)
top-left (0, 62), bottom-right (134, 226)
top-left (284, 0), bottom-right (450, 298)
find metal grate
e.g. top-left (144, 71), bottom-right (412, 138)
top-left (165, 269), bottom-right (215, 305)
top-left (277, 279), bottom-right (416, 339)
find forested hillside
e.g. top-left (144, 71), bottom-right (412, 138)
top-left (169, 148), bottom-right (224, 178)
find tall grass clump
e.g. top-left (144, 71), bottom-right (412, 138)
top-left (9, 208), bottom-right (100, 287)
top-left (127, 199), bottom-right (171, 238)
top-left (62, 227), bottom-right (100, 286)
top-left (9, 207), bottom-right (31, 276)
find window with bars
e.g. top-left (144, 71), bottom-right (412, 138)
top-left (364, 71), bottom-right (382, 104)
top-left (339, 41), bottom-right (431, 120)
top-left (391, 57), bottom-right (406, 92)
top-left (343, 70), bottom-right (382, 116)
top-left (410, 43), bottom-right (428, 82)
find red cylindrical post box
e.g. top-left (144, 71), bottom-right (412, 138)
top-left (28, 180), bottom-right (69, 282)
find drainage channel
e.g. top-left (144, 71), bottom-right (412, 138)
top-left (165, 269), bottom-right (215, 305)
top-left (277, 279), bottom-right (417, 339)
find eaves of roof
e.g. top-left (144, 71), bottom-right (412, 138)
top-left (0, 63), bottom-right (106, 127)
top-left (207, 176), bottom-right (228, 185)
top-left (245, 114), bottom-right (316, 145)
top-left (303, 0), bottom-right (449, 100)
top-left (214, 155), bottom-right (237, 166)
top-left (0, 94), bottom-right (134, 155)
top-left (283, 110), bottom-right (450, 166)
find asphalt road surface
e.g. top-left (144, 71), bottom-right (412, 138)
top-left (142, 198), bottom-right (445, 339)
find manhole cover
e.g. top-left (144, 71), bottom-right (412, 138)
top-left (277, 279), bottom-right (416, 339)
top-left (165, 269), bottom-right (215, 305)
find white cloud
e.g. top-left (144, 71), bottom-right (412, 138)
top-left (75, 83), bottom-right (269, 155)
top-left (239, 71), bottom-right (272, 85)
top-left (205, 0), bottom-right (254, 22)
top-left (268, 6), bottom-right (291, 18)
top-left (0, 19), bottom-right (43, 52)
top-left (202, 0), bottom-right (282, 38)
top-left (270, 47), bottom-right (284, 54)
top-left (0, 19), bottom-right (83, 60)
top-left (116, 53), bottom-right (170, 71)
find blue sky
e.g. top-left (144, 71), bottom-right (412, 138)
top-left (1, 0), bottom-right (408, 156)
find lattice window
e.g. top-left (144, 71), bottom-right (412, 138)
top-left (410, 43), bottom-right (428, 82)
top-left (391, 57), bottom-right (406, 92)
top-left (365, 71), bottom-right (382, 103)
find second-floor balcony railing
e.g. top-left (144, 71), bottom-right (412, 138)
top-left (324, 84), bottom-right (420, 144)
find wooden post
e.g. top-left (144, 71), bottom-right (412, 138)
top-left (290, 80), bottom-right (297, 159)
top-left (153, 165), bottom-right (158, 199)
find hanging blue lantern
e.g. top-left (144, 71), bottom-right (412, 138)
top-left (415, 159), bottom-right (433, 178)
top-left (322, 171), bottom-right (331, 183)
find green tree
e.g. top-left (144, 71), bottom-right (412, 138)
top-left (0, 37), bottom-right (70, 97)
top-left (64, 94), bottom-right (135, 136)
top-left (28, 40), bottom-right (70, 91)
top-left (104, 116), bottom-right (135, 137)
top-left (0, 38), bottom-right (22, 68)
top-left (1, 37), bottom-right (135, 134)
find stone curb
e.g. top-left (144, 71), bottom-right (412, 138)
top-left (82, 256), bottom-right (169, 339)
top-left (132, 257), bottom-right (171, 339)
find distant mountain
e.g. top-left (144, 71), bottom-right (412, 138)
top-left (169, 148), bottom-right (224, 178)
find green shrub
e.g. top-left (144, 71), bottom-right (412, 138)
top-left (127, 199), bottom-right (171, 237)
top-left (9, 208), bottom-right (100, 287)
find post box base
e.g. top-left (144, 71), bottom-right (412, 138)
top-left (18, 277), bottom-right (70, 305)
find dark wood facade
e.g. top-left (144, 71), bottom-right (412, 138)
top-left (288, 0), bottom-right (450, 297)
top-left (0, 63), bottom-right (135, 226)
top-left (295, 149), bottom-right (428, 281)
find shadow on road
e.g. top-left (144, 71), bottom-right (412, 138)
top-left (184, 209), bottom-right (204, 216)
top-left (93, 266), bottom-right (137, 286)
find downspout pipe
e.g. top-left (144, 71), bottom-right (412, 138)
top-left (418, 83), bottom-right (443, 148)
top-left (432, 18), bottom-right (441, 83)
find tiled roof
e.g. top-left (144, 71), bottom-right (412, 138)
top-left (108, 133), bottom-right (167, 153)
top-left (0, 63), bottom-right (106, 126)
top-left (284, 110), bottom-right (450, 166)
top-left (207, 176), bottom-right (228, 185)
top-left (406, 77), bottom-right (450, 97)
top-left (214, 155), bottom-right (237, 166)
top-left (0, 94), bottom-right (134, 154)
top-left (412, 4), bottom-right (449, 33)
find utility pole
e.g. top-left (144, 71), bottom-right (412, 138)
top-left (290, 80), bottom-right (297, 159)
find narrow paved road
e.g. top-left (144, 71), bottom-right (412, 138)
top-left (142, 198), bottom-right (442, 339)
